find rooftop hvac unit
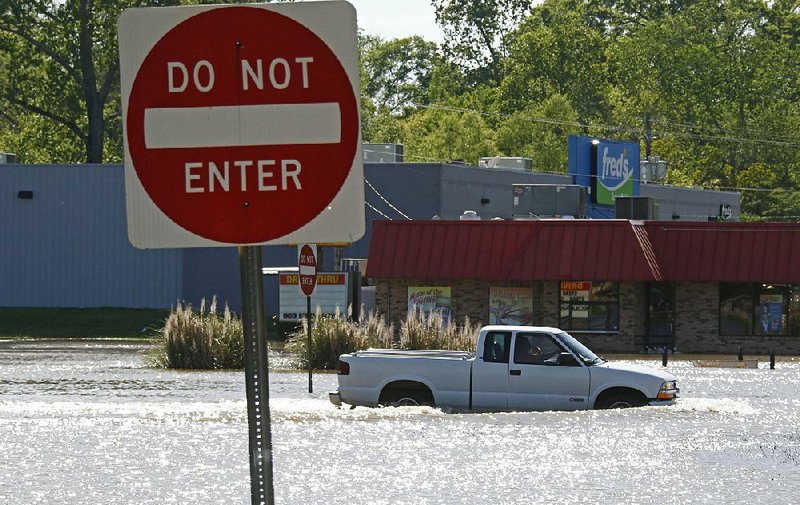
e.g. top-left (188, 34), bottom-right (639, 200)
top-left (0, 153), bottom-right (17, 164)
top-left (479, 156), bottom-right (532, 171)
top-left (512, 184), bottom-right (587, 218)
top-left (363, 143), bottom-right (403, 163)
top-left (615, 196), bottom-right (659, 220)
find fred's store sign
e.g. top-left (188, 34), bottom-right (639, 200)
top-left (568, 135), bottom-right (640, 206)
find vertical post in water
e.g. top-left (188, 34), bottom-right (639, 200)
top-left (239, 245), bottom-right (274, 505)
top-left (307, 295), bottom-right (313, 393)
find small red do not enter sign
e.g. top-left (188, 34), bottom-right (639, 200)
top-left (119, 3), bottom-right (363, 248)
top-left (298, 244), bottom-right (317, 297)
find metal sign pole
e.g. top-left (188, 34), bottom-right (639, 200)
top-left (239, 245), bottom-right (275, 505)
top-left (307, 295), bottom-right (313, 393)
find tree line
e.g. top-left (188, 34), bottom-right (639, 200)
top-left (1, 0), bottom-right (799, 219)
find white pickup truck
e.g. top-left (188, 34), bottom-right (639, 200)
top-left (329, 325), bottom-right (679, 411)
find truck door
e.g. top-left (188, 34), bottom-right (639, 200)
top-left (508, 332), bottom-right (590, 411)
top-left (470, 330), bottom-right (511, 410)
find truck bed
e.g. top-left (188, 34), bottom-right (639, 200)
top-left (337, 349), bottom-right (474, 408)
top-left (353, 349), bottom-right (474, 360)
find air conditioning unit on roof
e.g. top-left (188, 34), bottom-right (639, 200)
top-left (479, 156), bottom-right (532, 171)
top-left (512, 184), bottom-right (587, 218)
top-left (363, 143), bottom-right (403, 163)
top-left (615, 196), bottom-right (659, 220)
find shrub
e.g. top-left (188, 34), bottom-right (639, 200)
top-left (286, 308), bottom-right (392, 370)
top-left (150, 298), bottom-right (245, 369)
top-left (287, 307), bottom-right (481, 370)
top-left (399, 307), bottom-right (480, 351)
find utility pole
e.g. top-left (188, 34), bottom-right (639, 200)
top-left (644, 111), bottom-right (652, 160)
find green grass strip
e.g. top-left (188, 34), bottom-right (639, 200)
top-left (0, 307), bottom-right (169, 339)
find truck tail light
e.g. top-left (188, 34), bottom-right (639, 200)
top-left (338, 361), bottom-right (350, 375)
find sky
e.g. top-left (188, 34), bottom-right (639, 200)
top-left (341, 0), bottom-right (444, 43)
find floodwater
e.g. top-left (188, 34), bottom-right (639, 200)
top-left (1, 340), bottom-right (799, 505)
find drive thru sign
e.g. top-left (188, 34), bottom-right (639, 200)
top-left (119, 2), bottom-right (363, 248)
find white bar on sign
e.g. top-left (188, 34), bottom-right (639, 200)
top-left (299, 265), bottom-right (316, 276)
top-left (144, 103), bottom-right (341, 148)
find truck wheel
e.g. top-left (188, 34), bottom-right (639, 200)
top-left (596, 392), bottom-right (645, 409)
top-left (385, 390), bottom-right (433, 408)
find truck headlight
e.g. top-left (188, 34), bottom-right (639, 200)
top-left (656, 380), bottom-right (679, 400)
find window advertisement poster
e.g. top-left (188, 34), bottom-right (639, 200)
top-left (560, 281), bottom-right (591, 318)
top-left (408, 286), bottom-right (451, 319)
top-left (279, 272), bottom-right (349, 322)
top-left (759, 294), bottom-right (784, 334)
top-left (489, 287), bottom-right (533, 325)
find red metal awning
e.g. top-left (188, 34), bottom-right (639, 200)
top-left (644, 222), bottom-right (800, 283)
top-left (366, 220), bottom-right (662, 282)
top-left (367, 220), bottom-right (800, 283)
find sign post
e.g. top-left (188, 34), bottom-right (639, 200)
top-left (119, 4), bottom-right (363, 505)
top-left (239, 245), bottom-right (274, 505)
top-left (298, 244), bottom-right (318, 393)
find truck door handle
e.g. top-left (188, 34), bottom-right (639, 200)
top-left (510, 369), bottom-right (521, 376)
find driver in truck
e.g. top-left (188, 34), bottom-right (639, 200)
top-left (515, 336), bottom-right (543, 364)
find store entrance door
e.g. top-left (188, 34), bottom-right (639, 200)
top-left (646, 282), bottom-right (676, 350)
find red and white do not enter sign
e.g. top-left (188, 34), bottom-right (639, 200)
top-left (298, 244), bottom-right (317, 297)
top-left (119, 3), bottom-right (363, 248)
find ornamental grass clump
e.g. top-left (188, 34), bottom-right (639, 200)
top-left (151, 298), bottom-right (244, 369)
top-left (399, 307), bottom-right (479, 351)
top-left (286, 308), bottom-right (392, 370)
top-left (286, 307), bottom-right (480, 370)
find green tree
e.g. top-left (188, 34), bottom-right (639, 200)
top-left (361, 34), bottom-right (439, 114)
top-left (499, 0), bottom-right (611, 123)
top-left (496, 94), bottom-right (579, 173)
top-left (433, 0), bottom-right (530, 85)
top-left (399, 106), bottom-right (496, 165)
top-left (607, 0), bottom-right (800, 212)
top-left (359, 34), bottom-right (439, 144)
top-left (0, 1), bottom-right (146, 162)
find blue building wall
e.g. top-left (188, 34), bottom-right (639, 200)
top-left (0, 164), bottom-right (181, 308)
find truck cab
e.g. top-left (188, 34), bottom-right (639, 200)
top-left (474, 327), bottom-right (590, 410)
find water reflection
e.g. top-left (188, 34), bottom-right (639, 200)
top-left (1, 340), bottom-right (799, 504)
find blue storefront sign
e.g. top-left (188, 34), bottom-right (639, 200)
top-left (568, 135), bottom-right (640, 210)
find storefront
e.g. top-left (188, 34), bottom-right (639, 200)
top-left (367, 220), bottom-right (800, 354)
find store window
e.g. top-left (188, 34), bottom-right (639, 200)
top-left (719, 283), bottom-right (796, 336)
top-left (719, 283), bottom-right (753, 336)
top-left (755, 285), bottom-right (789, 336)
top-left (559, 281), bottom-right (619, 331)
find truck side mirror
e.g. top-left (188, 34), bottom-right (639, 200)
top-left (557, 352), bottom-right (578, 366)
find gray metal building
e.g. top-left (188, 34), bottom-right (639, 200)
top-left (0, 164), bottom-right (181, 308)
top-left (0, 162), bottom-right (740, 313)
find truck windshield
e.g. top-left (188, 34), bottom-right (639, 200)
top-left (556, 332), bottom-right (605, 366)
